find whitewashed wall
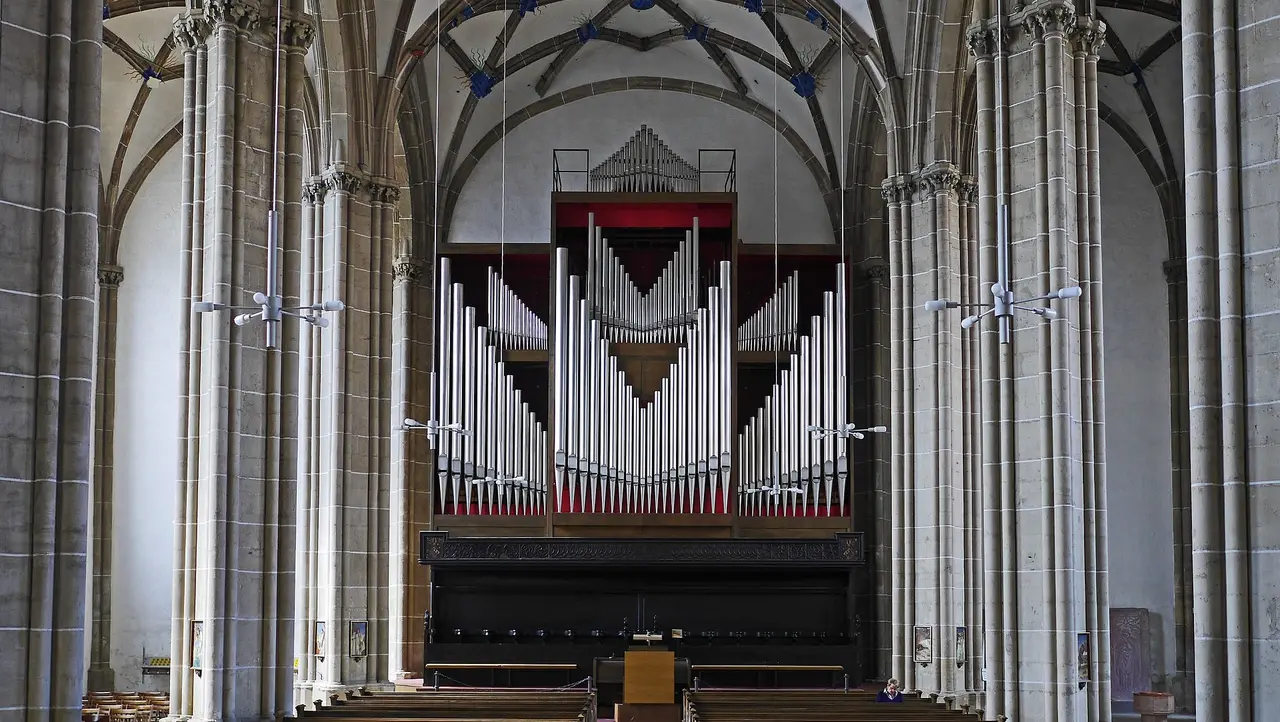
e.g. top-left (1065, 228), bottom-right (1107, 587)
top-left (110, 148), bottom-right (184, 692)
top-left (1099, 124), bottom-right (1177, 689)
top-left (450, 90), bottom-right (835, 245)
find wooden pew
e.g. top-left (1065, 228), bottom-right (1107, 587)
top-left (687, 690), bottom-right (983, 722)
top-left (690, 664), bottom-right (845, 689)
top-left (297, 688), bottom-right (594, 722)
top-left (422, 662), bottom-right (581, 689)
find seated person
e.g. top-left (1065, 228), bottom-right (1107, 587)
top-left (876, 678), bottom-right (904, 703)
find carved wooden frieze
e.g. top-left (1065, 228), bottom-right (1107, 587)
top-left (419, 531), bottom-right (865, 567)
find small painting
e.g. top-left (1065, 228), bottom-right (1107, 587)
top-left (913, 625), bottom-right (933, 664)
top-left (191, 621), bottom-right (204, 671)
top-left (315, 621), bottom-right (327, 658)
top-left (1077, 632), bottom-right (1091, 681)
top-left (955, 626), bottom-right (967, 667)
top-left (349, 621), bottom-right (369, 659)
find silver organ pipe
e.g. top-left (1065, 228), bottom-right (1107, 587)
top-left (738, 263), bottom-right (849, 517)
top-left (486, 267), bottom-right (548, 350)
top-left (433, 257), bottom-right (548, 515)
top-left (552, 242), bottom-right (733, 514)
top-left (737, 270), bottom-right (800, 352)
top-left (588, 125), bottom-right (699, 193)
top-left (587, 215), bottom-right (700, 344)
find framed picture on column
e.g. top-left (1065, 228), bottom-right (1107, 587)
top-left (349, 621), bottom-right (369, 659)
top-left (955, 626), bottom-right (967, 667)
top-left (191, 621), bottom-right (204, 672)
top-left (1077, 632), bottom-right (1091, 681)
top-left (913, 626), bottom-right (932, 664)
top-left (315, 621), bottom-right (327, 659)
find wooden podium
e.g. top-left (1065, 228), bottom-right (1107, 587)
top-left (617, 650), bottom-right (678, 722)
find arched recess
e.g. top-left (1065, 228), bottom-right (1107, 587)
top-left (431, 76), bottom-right (836, 242)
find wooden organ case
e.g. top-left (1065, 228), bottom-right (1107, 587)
top-left (419, 130), bottom-right (875, 695)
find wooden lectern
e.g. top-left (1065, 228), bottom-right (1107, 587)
top-left (617, 650), bottom-right (679, 722)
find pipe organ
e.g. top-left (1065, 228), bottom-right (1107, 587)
top-left (552, 239), bottom-right (734, 514)
top-left (737, 268), bottom-right (849, 517)
top-left (737, 270), bottom-right (799, 352)
top-left (588, 125), bottom-right (699, 193)
top-left (432, 258), bottom-right (548, 515)
top-left (586, 221), bottom-right (700, 344)
top-left (429, 211), bottom-right (855, 519)
top-left (487, 268), bottom-right (548, 351)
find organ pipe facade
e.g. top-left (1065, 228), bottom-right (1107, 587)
top-left (430, 220), bottom-right (852, 517)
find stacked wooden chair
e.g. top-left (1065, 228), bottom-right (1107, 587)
top-left (82, 691), bottom-right (170, 722)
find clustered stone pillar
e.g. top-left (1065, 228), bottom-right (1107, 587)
top-left (1181, 0), bottom-right (1273, 718)
top-left (296, 168), bottom-right (397, 700)
top-left (167, 2), bottom-right (312, 720)
top-left (90, 264), bottom-right (126, 692)
top-left (388, 254), bottom-right (435, 681)
top-left (0, 0), bottom-right (101, 715)
top-left (883, 165), bottom-right (982, 703)
top-left (966, 2), bottom-right (1109, 720)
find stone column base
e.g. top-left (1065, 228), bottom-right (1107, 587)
top-left (87, 665), bottom-right (117, 692)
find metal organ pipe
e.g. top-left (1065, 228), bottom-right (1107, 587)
top-left (432, 258), bottom-right (547, 516)
top-left (552, 229), bottom-right (733, 515)
top-left (588, 125), bottom-right (699, 193)
top-left (486, 269), bottom-right (548, 351)
top-left (737, 263), bottom-right (850, 517)
top-left (587, 215), bottom-right (700, 344)
top-left (738, 270), bottom-right (800, 352)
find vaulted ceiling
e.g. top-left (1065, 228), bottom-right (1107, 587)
top-left (98, 0), bottom-right (1186, 255)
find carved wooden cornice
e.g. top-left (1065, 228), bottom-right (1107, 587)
top-left (419, 531), bottom-right (866, 568)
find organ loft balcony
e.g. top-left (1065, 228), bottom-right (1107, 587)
top-left (551, 125), bottom-right (736, 194)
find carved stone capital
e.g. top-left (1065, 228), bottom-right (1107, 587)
top-left (301, 178), bottom-right (324, 204)
top-left (203, 0), bottom-right (261, 32)
top-left (918, 162), bottom-right (963, 196)
top-left (1163, 258), bottom-right (1186, 285)
top-left (957, 176), bottom-right (978, 204)
top-left (965, 22), bottom-right (1002, 59)
top-left (98, 264), bottom-right (124, 288)
top-left (368, 180), bottom-right (403, 205)
top-left (1071, 16), bottom-right (1107, 57)
top-left (1017, 0), bottom-right (1077, 39)
top-left (266, 14), bottom-right (317, 51)
top-left (880, 177), bottom-right (915, 205)
top-left (393, 257), bottom-right (426, 284)
top-left (864, 263), bottom-right (889, 284)
top-left (173, 14), bottom-right (212, 50)
top-left (323, 168), bottom-right (364, 196)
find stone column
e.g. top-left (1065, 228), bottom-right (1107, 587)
top-left (0, 0), bottom-right (101, 715)
top-left (90, 264), bottom-right (125, 692)
top-left (299, 168), bottom-right (395, 695)
top-left (966, 3), bottom-right (1109, 720)
top-left (884, 165), bottom-right (982, 702)
top-left (388, 255), bottom-right (435, 681)
top-left (167, 3), bottom-right (312, 720)
top-left (1181, 1), bottom-right (1275, 718)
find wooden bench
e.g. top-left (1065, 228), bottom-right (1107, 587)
top-left (687, 690), bottom-right (984, 722)
top-left (690, 664), bottom-right (846, 689)
top-left (298, 689), bottom-right (593, 722)
top-left (423, 663), bottom-right (582, 689)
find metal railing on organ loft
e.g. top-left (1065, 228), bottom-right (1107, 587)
top-left (551, 126), bottom-right (735, 193)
